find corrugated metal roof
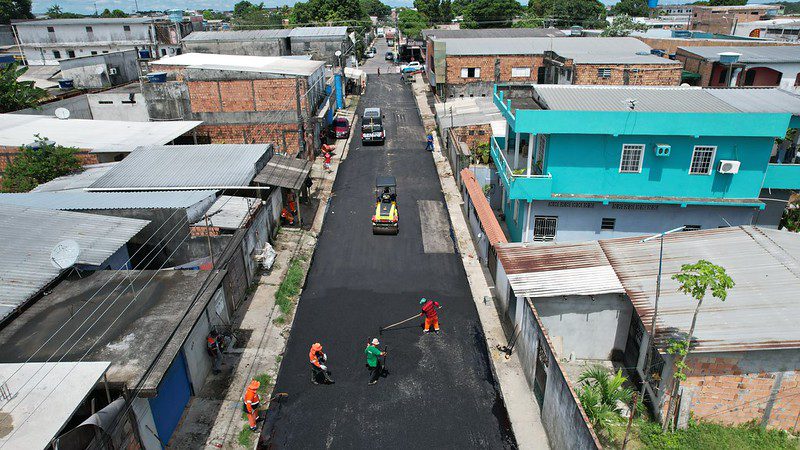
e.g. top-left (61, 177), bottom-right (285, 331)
top-left (253, 154), bottom-right (312, 190)
top-left (440, 37), bottom-right (678, 64)
top-left (423, 28), bottom-right (565, 39)
top-left (496, 241), bottom-right (624, 298)
top-left (599, 226), bottom-right (800, 352)
top-left (32, 163), bottom-right (117, 193)
top-left (194, 196), bottom-right (259, 229)
top-left (182, 29), bottom-right (291, 41)
top-left (88, 144), bottom-right (272, 190)
top-left (14, 17), bottom-right (164, 26)
top-left (0, 190), bottom-right (217, 210)
top-left (435, 97), bottom-right (503, 131)
top-left (705, 88), bottom-right (800, 114)
top-left (152, 53), bottom-right (324, 76)
top-left (461, 169), bottom-right (507, 247)
top-left (288, 26), bottom-right (348, 38)
top-left (678, 45), bottom-right (800, 63)
top-left (0, 204), bottom-right (149, 322)
top-left (532, 85), bottom-right (740, 112)
top-left (0, 115), bottom-right (202, 151)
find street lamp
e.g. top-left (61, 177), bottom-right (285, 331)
top-left (637, 226), bottom-right (686, 403)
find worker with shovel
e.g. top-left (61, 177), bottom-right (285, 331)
top-left (420, 297), bottom-right (441, 333)
top-left (365, 338), bottom-right (386, 385)
top-left (243, 379), bottom-right (262, 431)
top-left (309, 342), bottom-right (334, 385)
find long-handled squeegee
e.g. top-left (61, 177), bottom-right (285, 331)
top-left (379, 306), bottom-right (444, 335)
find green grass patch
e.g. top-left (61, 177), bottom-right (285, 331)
top-left (604, 419), bottom-right (798, 450)
top-left (238, 423), bottom-right (254, 447)
top-left (273, 316), bottom-right (286, 325)
top-left (276, 355), bottom-right (283, 363)
top-left (254, 373), bottom-right (272, 394)
top-left (275, 258), bottom-right (304, 315)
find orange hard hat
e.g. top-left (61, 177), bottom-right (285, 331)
top-left (248, 379), bottom-right (261, 391)
top-left (311, 342), bottom-right (323, 352)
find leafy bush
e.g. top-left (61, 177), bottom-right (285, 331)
top-left (576, 366), bottom-right (637, 431)
top-left (1, 135), bottom-right (82, 192)
top-left (637, 419), bottom-right (797, 450)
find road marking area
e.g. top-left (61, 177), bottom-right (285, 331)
top-left (418, 199), bottom-right (454, 254)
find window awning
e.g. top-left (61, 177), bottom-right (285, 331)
top-left (254, 155), bottom-right (312, 190)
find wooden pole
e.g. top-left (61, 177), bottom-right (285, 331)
top-left (622, 391), bottom-right (638, 450)
top-left (204, 214), bottom-right (215, 268)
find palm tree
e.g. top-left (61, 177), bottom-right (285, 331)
top-left (577, 366), bottom-right (637, 431)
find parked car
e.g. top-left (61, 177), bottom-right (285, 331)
top-left (366, 50), bottom-right (376, 58)
top-left (401, 61), bottom-right (425, 73)
top-left (331, 117), bottom-right (350, 139)
top-left (361, 117), bottom-right (385, 145)
top-left (385, 51), bottom-right (394, 61)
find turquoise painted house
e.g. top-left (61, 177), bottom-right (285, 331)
top-left (491, 85), bottom-right (800, 242)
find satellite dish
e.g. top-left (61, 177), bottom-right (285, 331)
top-left (95, 65), bottom-right (106, 75)
top-left (50, 240), bottom-right (80, 270)
top-left (54, 107), bottom-right (70, 120)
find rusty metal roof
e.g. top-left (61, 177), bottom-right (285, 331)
top-left (460, 169), bottom-right (507, 247)
top-left (496, 241), bottom-right (624, 298)
top-left (599, 226), bottom-right (800, 353)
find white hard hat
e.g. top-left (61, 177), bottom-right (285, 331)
top-left (371, 338), bottom-right (380, 345)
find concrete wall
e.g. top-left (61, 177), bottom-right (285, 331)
top-left (495, 270), bottom-right (601, 449)
top-left (59, 50), bottom-right (139, 88)
top-left (182, 39), bottom-right (288, 56)
top-left (88, 92), bottom-right (150, 121)
top-left (182, 286), bottom-right (229, 395)
top-left (142, 81), bottom-right (190, 120)
top-left (513, 199), bottom-right (757, 242)
top-left (131, 397), bottom-right (161, 450)
top-left (12, 94), bottom-right (93, 119)
top-left (533, 294), bottom-right (632, 360)
top-left (289, 36), bottom-right (348, 65)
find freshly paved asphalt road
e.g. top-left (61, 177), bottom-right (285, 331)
top-left (263, 73), bottom-right (516, 448)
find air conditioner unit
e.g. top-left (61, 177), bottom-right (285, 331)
top-left (718, 160), bottom-right (740, 174)
top-left (108, 67), bottom-right (118, 75)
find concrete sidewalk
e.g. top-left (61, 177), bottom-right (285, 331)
top-left (168, 103), bottom-right (357, 450)
top-left (411, 75), bottom-right (550, 450)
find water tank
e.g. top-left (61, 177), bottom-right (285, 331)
top-left (147, 72), bottom-right (167, 83)
top-left (58, 78), bottom-right (74, 89)
top-left (167, 9), bottom-right (183, 23)
top-left (648, 0), bottom-right (658, 7)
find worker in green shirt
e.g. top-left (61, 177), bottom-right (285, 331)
top-left (365, 338), bottom-right (386, 385)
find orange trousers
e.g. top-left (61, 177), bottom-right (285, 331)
top-left (247, 407), bottom-right (258, 428)
top-left (424, 316), bottom-right (439, 331)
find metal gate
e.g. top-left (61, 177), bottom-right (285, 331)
top-left (148, 351), bottom-right (192, 446)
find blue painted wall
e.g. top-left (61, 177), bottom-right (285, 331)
top-left (149, 351), bottom-right (192, 446)
top-left (544, 134), bottom-right (773, 200)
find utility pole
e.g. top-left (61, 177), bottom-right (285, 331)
top-left (295, 78), bottom-right (306, 158)
top-left (204, 214), bottom-right (215, 268)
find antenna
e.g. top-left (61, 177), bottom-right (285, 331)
top-left (54, 107), bottom-right (70, 120)
top-left (50, 240), bottom-right (80, 270)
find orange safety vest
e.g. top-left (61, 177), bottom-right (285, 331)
top-left (309, 343), bottom-right (323, 367)
top-left (244, 381), bottom-right (261, 412)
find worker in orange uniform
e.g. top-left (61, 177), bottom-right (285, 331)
top-left (243, 379), bottom-right (261, 431)
top-left (420, 297), bottom-right (441, 333)
top-left (309, 342), bottom-right (334, 385)
top-left (206, 331), bottom-right (222, 374)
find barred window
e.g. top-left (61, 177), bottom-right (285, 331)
top-left (619, 144), bottom-right (644, 173)
top-left (597, 68), bottom-right (611, 78)
top-left (533, 216), bottom-right (557, 241)
top-left (689, 146), bottom-right (716, 175)
top-left (601, 218), bottom-right (616, 230)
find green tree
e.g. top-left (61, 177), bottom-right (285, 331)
top-left (0, 0), bottom-right (33, 23)
top-left (233, 1), bottom-right (286, 29)
top-left (662, 260), bottom-right (735, 431)
top-left (461, 0), bottom-right (521, 28)
top-left (451, 0), bottom-right (470, 16)
top-left (398, 8), bottom-right (427, 39)
top-left (709, 0), bottom-right (746, 5)
top-left (576, 366), bottom-right (638, 431)
top-left (611, 0), bottom-right (650, 17)
top-left (529, 0), bottom-right (606, 28)
top-left (601, 14), bottom-right (647, 36)
top-left (46, 4), bottom-right (83, 18)
top-left (202, 9), bottom-right (228, 20)
top-left (361, 0), bottom-right (391, 18)
top-left (513, 12), bottom-right (544, 28)
top-left (0, 64), bottom-right (47, 113)
top-left (1, 136), bottom-right (82, 193)
top-left (100, 8), bottom-right (127, 17)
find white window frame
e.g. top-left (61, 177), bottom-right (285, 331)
top-left (597, 68), bottom-right (611, 78)
top-left (511, 67), bottom-right (531, 78)
top-left (460, 67), bottom-right (480, 78)
top-left (619, 144), bottom-right (645, 173)
top-left (689, 145), bottom-right (717, 175)
top-left (513, 200), bottom-right (519, 223)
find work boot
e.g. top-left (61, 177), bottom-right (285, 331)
top-left (250, 426), bottom-right (258, 431)
top-left (368, 380), bottom-right (378, 385)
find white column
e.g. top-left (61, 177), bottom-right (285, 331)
top-left (514, 132), bottom-right (521, 169)
top-left (503, 124), bottom-right (510, 153)
top-left (526, 133), bottom-right (534, 177)
top-left (523, 201), bottom-right (532, 243)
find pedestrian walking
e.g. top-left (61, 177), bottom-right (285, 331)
top-left (309, 342), bottom-right (335, 384)
top-left (426, 132), bottom-right (434, 151)
top-left (420, 297), bottom-right (441, 333)
top-left (377, 67), bottom-right (381, 76)
top-left (243, 379), bottom-right (261, 431)
top-left (206, 330), bottom-right (223, 374)
top-left (365, 338), bottom-right (386, 385)
top-left (323, 151), bottom-right (332, 172)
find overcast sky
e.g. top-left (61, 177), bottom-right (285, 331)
top-left (31, 0), bottom-right (785, 15)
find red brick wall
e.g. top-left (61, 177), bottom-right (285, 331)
top-left (188, 81), bottom-right (222, 112)
top-left (187, 78), bottom-right (306, 114)
top-left (678, 353), bottom-right (800, 430)
top-left (452, 124), bottom-right (492, 150)
top-left (636, 36), bottom-right (796, 57)
top-left (196, 123), bottom-right (306, 155)
top-left (445, 55), bottom-right (543, 85)
top-left (573, 64), bottom-right (682, 86)
top-left (220, 80), bottom-right (255, 112)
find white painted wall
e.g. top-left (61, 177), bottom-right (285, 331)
top-left (131, 397), bottom-right (162, 450)
top-left (88, 93), bottom-right (150, 121)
